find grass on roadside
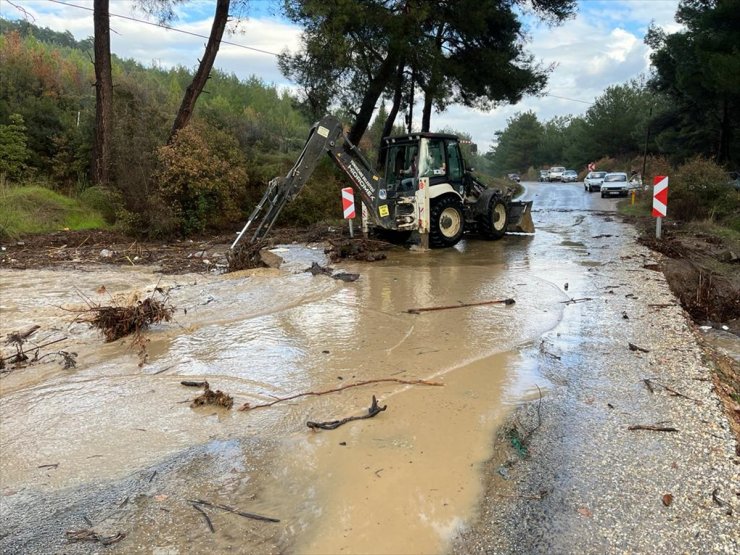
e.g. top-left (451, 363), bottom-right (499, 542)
top-left (0, 183), bottom-right (108, 240)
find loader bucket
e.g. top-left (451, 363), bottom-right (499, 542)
top-left (507, 200), bottom-right (535, 234)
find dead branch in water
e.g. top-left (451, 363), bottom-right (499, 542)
top-left (69, 289), bottom-right (175, 342)
top-left (191, 383), bottom-right (233, 410)
top-left (188, 499), bottom-right (279, 523)
top-left (406, 298), bottom-right (515, 314)
top-left (307, 395), bottom-right (387, 430)
top-left (239, 378), bottom-right (443, 411)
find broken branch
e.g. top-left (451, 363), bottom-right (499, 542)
top-left (239, 378), bottom-right (442, 411)
top-left (191, 503), bottom-right (215, 533)
top-left (406, 298), bottom-right (515, 314)
top-left (188, 499), bottom-right (279, 523)
top-left (307, 395), bottom-right (387, 430)
top-left (628, 424), bottom-right (679, 432)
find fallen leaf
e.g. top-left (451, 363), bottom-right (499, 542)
top-left (577, 507), bottom-right (592, 517)
top-left (96, 285), bottom-right (107, 294)
top-left (154, 494), bottom-right (168, 502)
top-left (671, 462), bottom-right (678, 469)
top-left (662, 493), bottom-right (673, 506)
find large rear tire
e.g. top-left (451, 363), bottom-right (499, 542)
top-left (478, 199), bottom-right (508, 240)
top-left (430, 196), bottom-right (465, 248)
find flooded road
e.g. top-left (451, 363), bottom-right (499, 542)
top-left (4, 182), bottom-right (731, 554)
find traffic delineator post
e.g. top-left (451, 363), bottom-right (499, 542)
top-left (652, 176), bottom-right (668, 238)
top-left (341, 187), bottom-right (356, 238)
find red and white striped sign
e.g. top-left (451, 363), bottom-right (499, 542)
top-left (342, 187), bottom-right (355, 219)
top-left (652, 176), bottom-right (668, 217)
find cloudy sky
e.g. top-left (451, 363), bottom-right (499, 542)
top-left (0, 0), bottom-right (682, 152)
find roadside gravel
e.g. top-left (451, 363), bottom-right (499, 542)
top-left (453, 216), bottom-right (739, 554)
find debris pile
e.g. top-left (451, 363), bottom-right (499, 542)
top-left (79, 293), bottom-right (175, 342)
top-left (325, 238), bottom-right (390, 262)
top-left (226, 240), bottom-right (268, 272)
top-left (188, 381), bottom-right (234, 409)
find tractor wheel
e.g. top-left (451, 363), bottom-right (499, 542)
top-left (429, 196), bottom-right (465, 248)
top-left (478, 198), bottom-right (508, 241)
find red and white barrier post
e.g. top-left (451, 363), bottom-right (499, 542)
top-left (341, 187), bottom-right (356, 238)
top-left (652, 175), bottom-right (668, 239)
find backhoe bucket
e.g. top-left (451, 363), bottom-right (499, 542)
top-left (507, 200), bottom-right (535, 234)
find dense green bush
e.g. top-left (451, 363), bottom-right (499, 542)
top-left (670, 157), bottom-right (739, 223)
top-left (155, 122), bottom-right (248, 235)
top-left (0, 113), bottom-right (30, 180)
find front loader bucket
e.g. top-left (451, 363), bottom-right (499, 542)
top-left (507, 200), bottom-right (535, 234)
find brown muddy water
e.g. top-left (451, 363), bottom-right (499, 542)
top-left (1, 205), bottom-right (576, 553)
top-left (0, 237), bottom-right (565, 553)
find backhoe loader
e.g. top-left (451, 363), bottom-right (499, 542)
top-left (231, 115), bottom-right (533, 251)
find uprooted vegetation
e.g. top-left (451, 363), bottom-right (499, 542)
top-left (73, 289), bottom-right (176, 342)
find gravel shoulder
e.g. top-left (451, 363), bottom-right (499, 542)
top-left (452, 222), bottom-right (739, 554)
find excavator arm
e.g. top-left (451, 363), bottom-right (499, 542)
top-left (231, 115), bottom-right (395, 250)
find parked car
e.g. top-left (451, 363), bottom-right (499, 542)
top-left (600, 172), bottom-right (629, 197)
top-left (507, 173), bottom-right (521, 183)
top-left (562, 170), bottom-right (578, 183)
top-left (548, 166), bottom-right (566, 182)
top-left (539, 169), bottom-right (550, 182)
top-left (584, 171), bottom-right (607, 192)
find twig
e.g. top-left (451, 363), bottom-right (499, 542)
top-left (192, 503), bottom-right (215, 533)
top-left (37, 463), bottom-right (59, 469)
top-left (648, 303), bottom-right (675, 308)
top-left (629, 342), bottom-right (650, 353)
top-left (628, 424), bottom-right (678, 432)
top-left (643, 379), bottom-right (655, 393)
top-left (239, 378), bottom-right (443, 411)
top-left (188, 499), bottom-right (279, 523)
top-left (1, 337), bottom-right (68, 362)
top-left (644, 379), bottom-right (701, 403)
top-left (307, 395), bottom-right (387, 430)
top-left (65, 529), bottom-right (126, 546)
top-left (181, 380), bottom-right (209, 388)
top-left (560, 297), bottom-right (592, 305)
top-left (406, 298), bottom-right (515, 314)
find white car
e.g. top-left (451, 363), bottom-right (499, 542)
top-left (600, 172), bottom-right (629, 197)
top-left (548, 166), bottom-right (565, 181)
top-left (562, 170), bottom-right (578, 182)
top-left (584, 171), bottom-right (607, 192)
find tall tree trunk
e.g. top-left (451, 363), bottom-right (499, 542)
top-left (92, 0), bottom-right (112, 185)
top-left (717, 95), bottom-right (730, 164)
top-left (377, 62), bottom-right (406, 166)
top-left (348, 51), bottom-right (401, 146)
top-left (168, 0), bottom-right (230, 143)
top-left (421, 89), bottom-right (433, 132)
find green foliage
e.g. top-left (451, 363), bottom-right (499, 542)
top-left (646, 0), bottom-right (740, 165)
top-left (155, 122), bottom-right (248, 234)
top-left (488, 112), bottom-right (543, 173)
top-left (670, 157), bottom-right (739, 223)
top-left (0, 183), bottom-right (107, 239)
top-left (0, 113), bottom-right (29, 180)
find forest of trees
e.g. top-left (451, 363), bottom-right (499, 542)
top-left (488, 0), bottom-right (739, 177)
top-left (0, 0), bottom-right (737, 238)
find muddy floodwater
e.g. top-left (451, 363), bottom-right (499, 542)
top-left (5, 183), bottom-right (733, 554)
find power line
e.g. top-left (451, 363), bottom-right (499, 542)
top-left (545, 93), bottom-right (592, 105)
top-left (44, 0), bottom-right (281, 56)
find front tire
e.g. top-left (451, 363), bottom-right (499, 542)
top-left (430, 196), bottom-right (465, 248)
top-left (478, 199), bottom-right (508, 241)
